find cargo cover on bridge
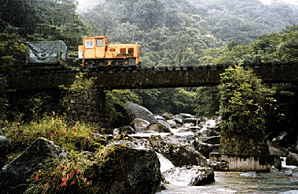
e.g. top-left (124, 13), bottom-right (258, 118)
top-left (25, 41), bottom-right (67, 64)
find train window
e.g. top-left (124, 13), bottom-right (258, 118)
top-left (128, 48), bottom-right (134, 54)
top-left (85, 40), bottom-right (94, 48)
top-left (109, 48), bottom-right (115, 52)
top-left (120, 48), bottom-right (126, 54)
top-left (97, 39), bottom-right (103, 47)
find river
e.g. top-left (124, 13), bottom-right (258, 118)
top-left (157, 157), bottom-right (298, 194)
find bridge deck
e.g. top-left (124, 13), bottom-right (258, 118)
top-left (7, 63), bottom-right (298, 91)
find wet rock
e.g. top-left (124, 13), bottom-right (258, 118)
top-left (0, 136), bottom-right (11, 168)
top-left (166, 120), bottom-right (176, 128)
top-left (119, 126), bottom-right (135, 134)
top-left (162, 113), bottom-right (171, 120)
top-left (0, 137), bottom-right (67, 193)
top-left (0, 135), bottom-right (11, 157)
top-left (240, 171), bottom-right (261, 178)
top-left (179, 113), bottom-right (195, 119)
top-left (149, 135), bottom-right (208, 167)
top-left (184, 118), bottom-right (198, 125)
top-left (130, 118), bottom-right (151, 132)
top-left (86, 140), bottom-right (161, 194)
top-left (147, 123), bottom-right (171, 133)
top-left (267, 140), bottom-right (288, 157)
top-left (173, 115), bottom-right (183, 125)
top-left (286, 152), bottom-right (298, 166)
top-left (162, 165), bottom-right (215, 186)
top-left (125, 102), bottom-right (158, 124)
top-left (181, 123), bottom-right (194, 129)
top-left (189, 126), bottom-right (200, 132)
top-left (195, 140), bottom-right (215, 158)
top-left (157, 120), bottom-right (171, 132)
top-left (155, 115), bottom-right (166, 121)
top-left (200, 136), bottom-right (220, 145)
top-left (209, 160), bottom-right (229, 171)
top-left (197, 127), bottom-right (219, 137)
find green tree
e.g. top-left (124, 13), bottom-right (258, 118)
top-left (218, 64), bottom-right (272, 155)
top-left (194, 86), bottom-right (220, 117)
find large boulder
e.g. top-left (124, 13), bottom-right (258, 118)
top-left (0, 137), bottom-right (67, 193)
top-left (85, 139), bottom-right (161, 194)
top-left (125, 102), bottom-right (158, 124)
top-left (162, 165), bottom-right (215, 186)
top-left (130, 118), bottom-right (151, 132)
top-left (149, 135), bottom-right (208, 167)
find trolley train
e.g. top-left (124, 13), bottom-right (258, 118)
top-left (78, 36), bottom-right (140, 68)
top-left (25, 36), bottom-right (140, 69)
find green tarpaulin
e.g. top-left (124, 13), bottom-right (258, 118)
top-left (25, 41), bottom-right (67, 64)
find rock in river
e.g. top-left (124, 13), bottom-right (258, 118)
top-left (85, 139), bottom-right (161, 194)
top-left (162, 165), bottom-right (215, 186)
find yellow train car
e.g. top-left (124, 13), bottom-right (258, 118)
top-left (78, 36), bottom-right (140, 68)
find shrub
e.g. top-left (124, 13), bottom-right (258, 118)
top-left (25, 152), bottom-right (92, 194)
top-left (2, 115), bottom-right (98, 157)
top-left (218, 64), bottom-right (273, 154)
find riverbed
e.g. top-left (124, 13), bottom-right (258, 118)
top-left (157, 158), bottom-right (298, 194)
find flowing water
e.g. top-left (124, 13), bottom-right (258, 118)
top-left (157, 156), bottom-right (298, 194)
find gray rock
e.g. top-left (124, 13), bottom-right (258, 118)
top-left (166, 120), bottom-right (176, 127)
top-left (267, 140), bottom-right (288, 157)
top-left (0, 136), bottom-right (11, 169)
top-left (209, 160), bottom-right (229, 171)
top-left (181, 123), bottom-right (194, 129)
top-left (286, 152), bottom-right (298, 166)
top-left (0, 137), bottom-right (67, 193)
top-left (162, 113), bottom-right (171, 120)
top-left (184, 118), bottom-right (198, 124)
top-left (195, 140), bottom-right (215, 158)
top-left (240, 171), bottom-right (261, 178)
top-left (130, 118), bottom-right (151, 132)
top-left (162, 165), bottom-right (214, 186)
top-left (125, 102), bottom-right (158, 124)
top-left (173, 114), bottom-right (183, 125)
top-left (86, 139), bottom-right (161, 194)
top-left (147, 121), bottom-right (171, 133)
top-left (179, 113), bottom-right (195, 119)
top-left (189, 126), bottom-right (201, 132)
top-left (155, 115), bottom-right (166, 121)
top-left (200, 136), bottom-right (221, 145)
top-left (0, 136), bottom-right (11, 157)
top-left (197, 127), bottom-right (218, 137)
top-left (149, 135), bottom-right (208, 167)
top-left (120, 126), bottom-right (135, 134)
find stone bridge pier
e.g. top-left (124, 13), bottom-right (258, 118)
top-left (67, 87), bottom-right (108, 125)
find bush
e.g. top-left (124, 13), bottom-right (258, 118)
top-left (218, 64), bottom-right (272, 154)
top-left (2, 115), bottom-right (98, 156)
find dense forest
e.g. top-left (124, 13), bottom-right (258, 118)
top-left (1, 0), bottom-right (298, 138)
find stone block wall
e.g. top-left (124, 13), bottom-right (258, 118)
top-left (209, 152), bottom-right (281, 172)
top-left (67, 87), bottom-right (107, 125)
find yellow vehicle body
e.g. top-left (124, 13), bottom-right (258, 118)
top-left (78, 36), bottom-right (140, 68)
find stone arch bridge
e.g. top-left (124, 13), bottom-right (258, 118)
top-left (7, 63), bottom-right (298, 124)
